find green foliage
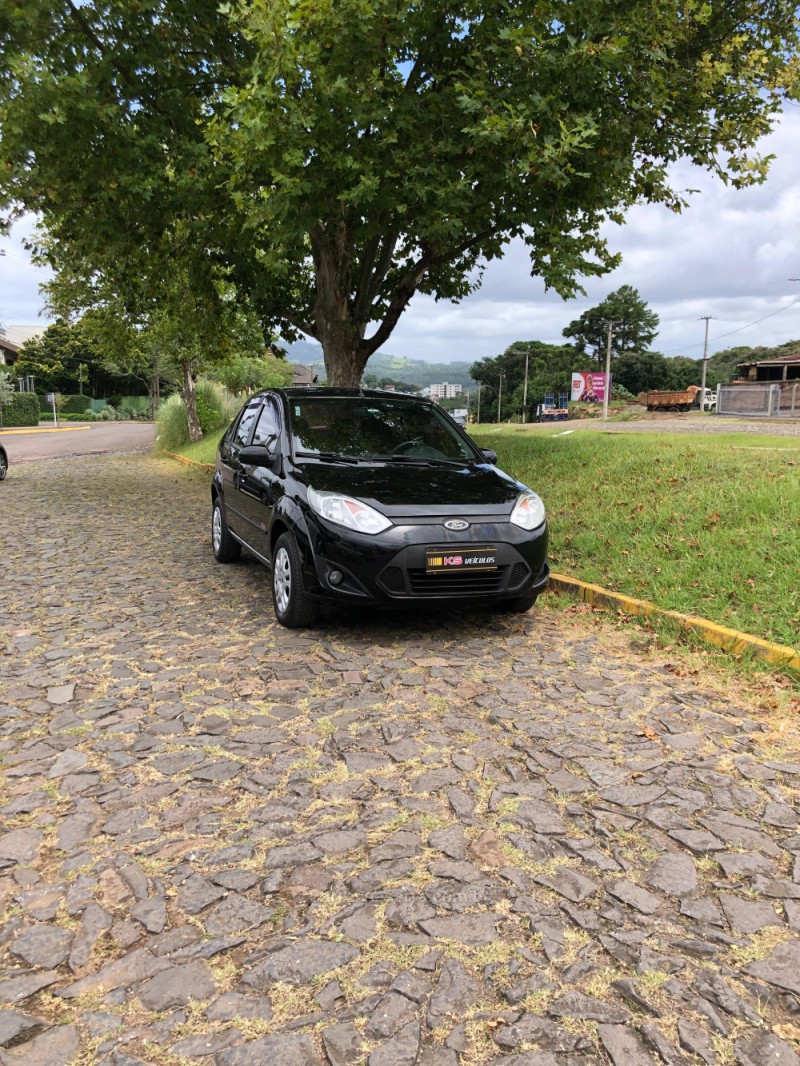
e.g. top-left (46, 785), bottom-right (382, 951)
top-left (469, 425), bottom-right (800, 649)
top-left (59, 393), bottom-right (92, 414)
top-left (563, 286), bottom-right (660, 367)
top-left (471, 341), bottom-right (589, 421)
top-left (0, 369), bottom-right (15, 426)
top-left (156, 380), bottom-right (238, 451)
top-left (2, 2), bottom-right (797, 385)
top-left (1, 392), bottom-right (40, 427)
top-left (210, 353), bottom-right (292, 394)
top-left (155, 395), bottom-right (190, 453)
top-left (195, 379), bottom-right (238, 435)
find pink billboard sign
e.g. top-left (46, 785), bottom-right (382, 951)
top-left (571, 372), bottom-right (609, 403)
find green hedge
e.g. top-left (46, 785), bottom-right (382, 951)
top-left (1, 393), bottom-right (40, 427)
top-left (61, 393), bottom-right (92, 414)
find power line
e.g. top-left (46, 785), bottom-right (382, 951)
top-left (659, 295), bottom-right (800, 355)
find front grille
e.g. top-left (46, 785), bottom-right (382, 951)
top-left (406, 566), bottom-right (507, 595)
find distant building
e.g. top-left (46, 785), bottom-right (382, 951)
top-left (290, 363), bottom-right (318, 386)
top-left (428, 382), bottom-right (462, 400)
top-left (1, 325), bottom-right (45, 368)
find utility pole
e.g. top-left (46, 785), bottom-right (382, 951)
top-left (497, 373), bottom-right (504, 423)
top-left (476, 384), bottom-right (481, 424)
top-left (522, 352), bottom-right (529, 423)
top-left (699, 316), bottom-right (712, 412)
top-left (602, 320), bottom-right (618, 422)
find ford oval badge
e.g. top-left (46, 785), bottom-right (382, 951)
top-left (444, 519), bottom-right (469, 531)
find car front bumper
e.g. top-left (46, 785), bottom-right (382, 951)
top-left (302, 513), bottom-right (549, 607)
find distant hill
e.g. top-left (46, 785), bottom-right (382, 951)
top-left (286, 340), bottom-right (477, 389)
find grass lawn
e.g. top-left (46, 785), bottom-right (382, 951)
top-left (470, 425), bottom-right (800, 649)
top-left (165, 423), bottom-right (799, 650)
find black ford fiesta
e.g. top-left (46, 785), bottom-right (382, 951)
top-left (211, 388), bottom-right (548, 628)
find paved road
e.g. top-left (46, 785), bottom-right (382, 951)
top-left (0, 422), bottom-right (156, 463)
top-left (1, 453), bottom-right (799, 1065)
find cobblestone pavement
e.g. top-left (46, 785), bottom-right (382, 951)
top-left (1, 455), bottom-right (799, 1066)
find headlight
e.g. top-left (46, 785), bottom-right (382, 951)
top-left (510, 491), bottom-right (545, 530)
top-left (307, 487), bottom-right (392, 535)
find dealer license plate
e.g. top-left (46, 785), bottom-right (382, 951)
top-left (426, 546), bottom-right (497, 573)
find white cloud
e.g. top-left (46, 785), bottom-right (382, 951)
top-left (0, 215), bottom-right (52, 329)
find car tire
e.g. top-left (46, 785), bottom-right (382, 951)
top-left (495, 592), bottom-right (538, 614)
top-left (212, 497), bottom-right (241, 563)
top-left (272, 531), bottom-right (319, 628)
top-left (0, 450), bottom-right (7, 481)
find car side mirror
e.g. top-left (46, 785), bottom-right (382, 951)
top-left (481, 449), bottom-right (497, 465)
top-left (239, 443), bottom-right (277, 467)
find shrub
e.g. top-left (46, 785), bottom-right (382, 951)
top-left (97, 404), bottom-right (118, 420)
top-left (1, 392), bottom-right (40, 427)
top-left (156, 380), bottom-right (237, 452)
top-left (155, 393), bottom-right (190, 451)
top-left (60, 393), bottom-right (92, 414)
top-left (196, 378), bottom-right (238, 435)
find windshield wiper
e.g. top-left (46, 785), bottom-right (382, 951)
top-left (294, 450), bottom-right (361, 464)
top-left (372, 455), bottom-right (467, 467)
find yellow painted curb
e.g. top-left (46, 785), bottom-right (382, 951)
top-left (1, 425), bottom-right (92, 435)
top-left (549, 573), bottom-right (800, 673)
top-left (163, 450), bottom-right (214, 472)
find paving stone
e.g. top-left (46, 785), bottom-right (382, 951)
top-left (534, 866), bottom-right (600, 903)
top-left (215, 1033), bottom-right (319, 1065)
top-left (419, 913), bottom-right (499, 945)
top-left (548, 991), bottom-right (630, 1024)
top-left (0, 1023), bottom-right (79, 1066)
top-left (0, 830), bottom-right (42, 865)
top-left (0, 1009), bottom-right (46, 1048)
top-left (9, 924), bottom-right (73, 967)
top-left (136, 960), bottom-right (217, 1010)
top-left (719, 892), bottom-right (782, 933)
top-left (427, 959), bottom-right (479, 1027)
top-left (0, 972), bottom-right (60, 1005)
top-left (608, 878), bottom-right (662, 915)
top-left (744, 940), bottom-right (800, 994)
top-left (203, 894), bottom-right (273, 935)
top-left (734, 1031), bottom-right (800, 1066)
top-left (322, 1022), bottom-right (363, 1066)
top-left (58, 948), bottom-right (170, 999)
top-left (643, 853), bottom-right (698, 896)
top-left (205, 992), bottom-right (272, 1022)
top-left (368, 1020), bottom-right (420, 1066)
top-left (241, 940), bottom-right (359, 987)
top-left (597, 1024), bottom-right (660, 1065)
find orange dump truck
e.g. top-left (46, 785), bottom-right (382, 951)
top-left (640, 385), bottom-right (702, 411)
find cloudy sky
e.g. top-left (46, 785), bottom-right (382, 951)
top-left (3, 107), bottom-right (800, 364)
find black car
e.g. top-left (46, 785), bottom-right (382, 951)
top-left (211, 388), bottom-right (548, 628)
top-left (0, 442), bottom-right (7, 481)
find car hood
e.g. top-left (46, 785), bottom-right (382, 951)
top-left (294, 460), bottom-right (526, 518)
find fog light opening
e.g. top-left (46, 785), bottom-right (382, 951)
top-left (328, 569), bottom-right (344, 586)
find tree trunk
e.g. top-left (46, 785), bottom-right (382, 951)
top-left (180, 359), bottom-right (203, 441)
top-left (311, 220), bottom-right (368, 388)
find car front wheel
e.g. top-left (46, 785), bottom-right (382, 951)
top-left (495, 592), bottom-right (538, 614)
top-left (0, 451), bottom-right (7, 481)
top-left (212, 498), bottom-right (241, 563)
top-left (272, 532), bottom-right (319, 628)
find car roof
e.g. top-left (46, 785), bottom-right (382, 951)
top-left (261, 387), bottom-right (431, 403)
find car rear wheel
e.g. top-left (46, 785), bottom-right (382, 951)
top-left (212, 498), bottom-right (241, 563)
top-left (272, 532), bottom-right (319, 628)
top-left (0, 449), bottom-right (7, 481)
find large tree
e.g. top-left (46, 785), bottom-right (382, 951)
top-left (562, 285), bottom-right (660, 367)
top-left (2, 2), bottom-right (798, 386)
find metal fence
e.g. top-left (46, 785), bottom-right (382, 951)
top-left (717, 383), bottom-right (783, 417)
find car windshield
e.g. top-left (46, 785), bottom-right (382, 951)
top-left (288, 395), bottom-right (479, 463)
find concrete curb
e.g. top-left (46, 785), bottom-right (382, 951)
top-left (162, 450), bottom-right (214, 472)
top-left (160, 449), bottom-right (798, 673)
top-left (549, 573), bottom-right (800, 673)
top-left (1, 425), bottom-right (92, 435)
